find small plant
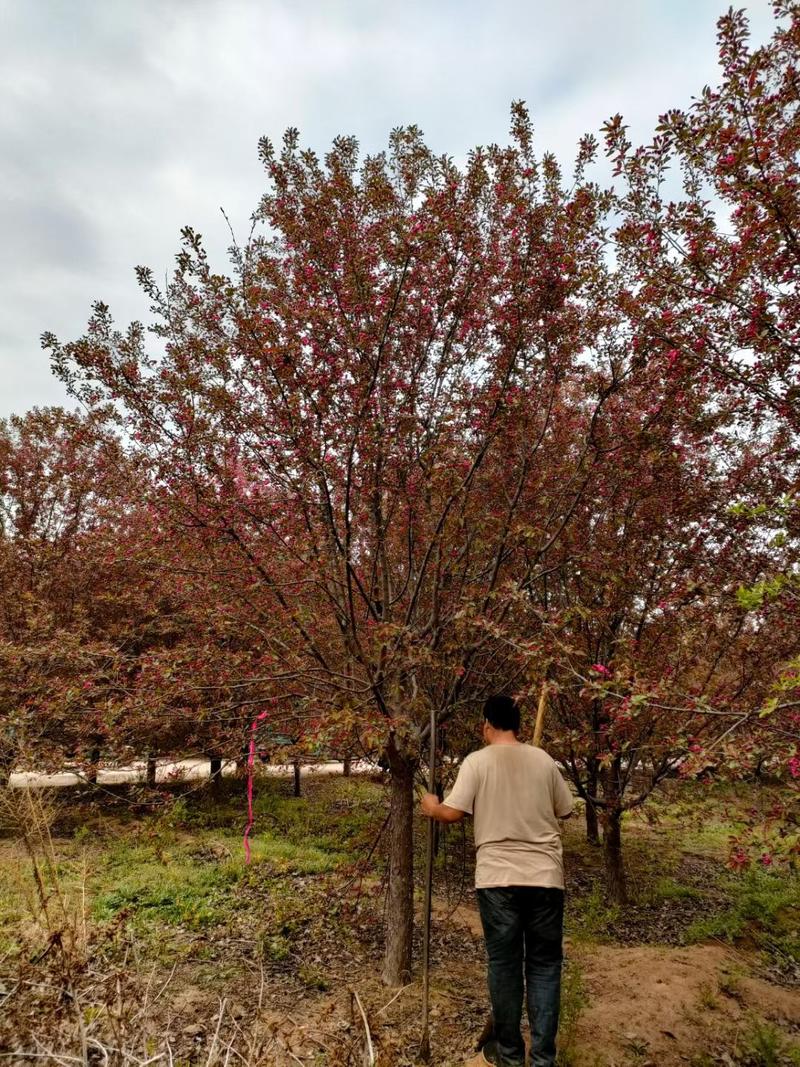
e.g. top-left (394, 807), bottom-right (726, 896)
top-left (72, 823), bottom-right (91, 845)
top-left (698, 983), bottom-right (719, 1011)
top-left (568, 884), bottom-right (620, 940)
top-left (298, 962), bottom-right (330, 991)
top-left (261, 932), bottom-right (291, 962)
top-left (652, 876), bottom-right (704, 902)
top-left (161, 795), bottom-right (191, 828)
top-left (717, 968), bottom-right (743, 1000)
top-left (556, 958), bottom-right (587, 1066)
top-left (620, 1034), bottom-right (650, 1061)
top-left (739, 1016), bottom-right (799, 1066)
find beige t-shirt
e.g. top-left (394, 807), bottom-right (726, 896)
top-left (444, 743), bottom-right (574, 889)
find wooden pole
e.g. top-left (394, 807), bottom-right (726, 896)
top-left (533, 681), bottom-right (548, 748)
top-left (419, 706), bottom-right (437, 1062)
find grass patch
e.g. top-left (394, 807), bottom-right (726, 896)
top-left (682, 820), bottom-right (740, 855)
top-left (557, 958), bottom-right (587, 1066)
top-left (566, 885), bottom-right (621, 941)
top-left (94, 855), bottom-right (240, 928)
top-left (243, 831), bottom-right (343, 873)
top-left (737, 1016), bottom-right (800, 1066)
top-left (159, 776), bottom-right (383, 859)
top-left (0, 851), bottom-right (28, 955)
top-left (92, 827), bottom-right (346, 936)
top-left (685, 868), bottom-right (800, 976)
top-left (251, 778), bottom-right (381, 853)
top-left (69, 778), bottom-right (384, 973)
top-left (651, 876), bottom-right (706, 903)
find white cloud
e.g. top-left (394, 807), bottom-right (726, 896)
top-left (0, 0), bottom-right (777, 419)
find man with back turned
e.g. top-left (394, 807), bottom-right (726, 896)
top-left (420, 694), bottom-right (574, 1067)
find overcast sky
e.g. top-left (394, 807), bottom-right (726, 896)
top-left (0, 0), bottom-right (777, 421)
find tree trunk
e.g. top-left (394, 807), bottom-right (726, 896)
top-left (603, 808), bottom-right (627, 904)
top-left (146, 753), bottom-right (157, 788)
top-left (237, 737), bottom-right (251, 777)
top-left (293, 759), bottom-right (301, 797)
top-left (585, 757), bottom-right (601, 846)
top-left (209, 755), bottom-right (223, 796)
top-left (0, 748), bottom-right (13, 789)
top-left (86, 745), bottom-right (100, 785)
top-left (382, 738), bottom-right (415, 986)
top-left (585, 799), bottom-right (600, 846)
top-left (343, 755), bottom-right (352, 777)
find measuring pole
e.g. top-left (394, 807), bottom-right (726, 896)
top-left (533, 680), bottom-right (548, 747)
top-left (419, 704), bottom-right (437, 1062)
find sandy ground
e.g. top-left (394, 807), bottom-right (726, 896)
top-left (167, 935), bottom-right (798, 1065)
top-left (423, 901), bottom-right (800, 1066)
top-left (457, 940), bottom-right (800, 1067)
top-left (7, 757), bottom-right (373, 789)
top-left (569, 943), bottom-right (800, 1066)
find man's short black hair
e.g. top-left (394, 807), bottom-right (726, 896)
top-left (483, 694), bottom-right (520, 733)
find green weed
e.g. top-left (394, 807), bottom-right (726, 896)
top-left (0, 857), bottom-right (27, 956)
top-left (261, 932), bottom-right (291, 962)
top-left (567, 884), bottom-right (620, 940)
top-left (738, 1016), bottom-right (800, 1066)
top-left (556, 958), bottom-right (587, 1066)
top-left (685, 868), bottom-right (800, 977)
top-left (72, 824), bottom-right (91, 845)
top-left (698, 983), bottom-right (720, 1011)
top-left (717, 966), bottom-right (744, 999)
top-left (651, 876), bottom-right (705, 902)
top-left (298, 962), bottom-right (331, 991)
top-left (94, 859), bottom-right (239, 929)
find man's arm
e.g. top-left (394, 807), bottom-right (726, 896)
top-left (420, 792), bottom-right (467, 823)
top-left (553, 761), bottom-right (575, 819)
top-left (420, 754), bottom-right (476, 822)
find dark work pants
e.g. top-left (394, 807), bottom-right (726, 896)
top-left (476, 886), bottom-right (564, 1067)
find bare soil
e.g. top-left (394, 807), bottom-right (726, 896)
top-left (141, 920), bottom-right (799, 1066)
top-left (1, 776), bottom-right (798, 1065)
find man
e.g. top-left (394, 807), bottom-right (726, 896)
top-left (420, 694), bottom-right (573, 1067)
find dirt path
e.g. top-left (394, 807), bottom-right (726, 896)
top-left (569, 943), bottom-right (799, 1066)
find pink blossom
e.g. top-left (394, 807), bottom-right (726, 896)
top-left (591, 663), bottom-right (612, 677)
top-left (729, 847), bottom-right (749, 871)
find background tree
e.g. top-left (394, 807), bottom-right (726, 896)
top-left (600, 0), bottom-right (800, 867)
top-left (0, 408), bottom-right (138, 783)
top-left (0, 408), bottom-right (256, 788)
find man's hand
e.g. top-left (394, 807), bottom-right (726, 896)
top-left (419, 792), bottom-right (465, 823)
